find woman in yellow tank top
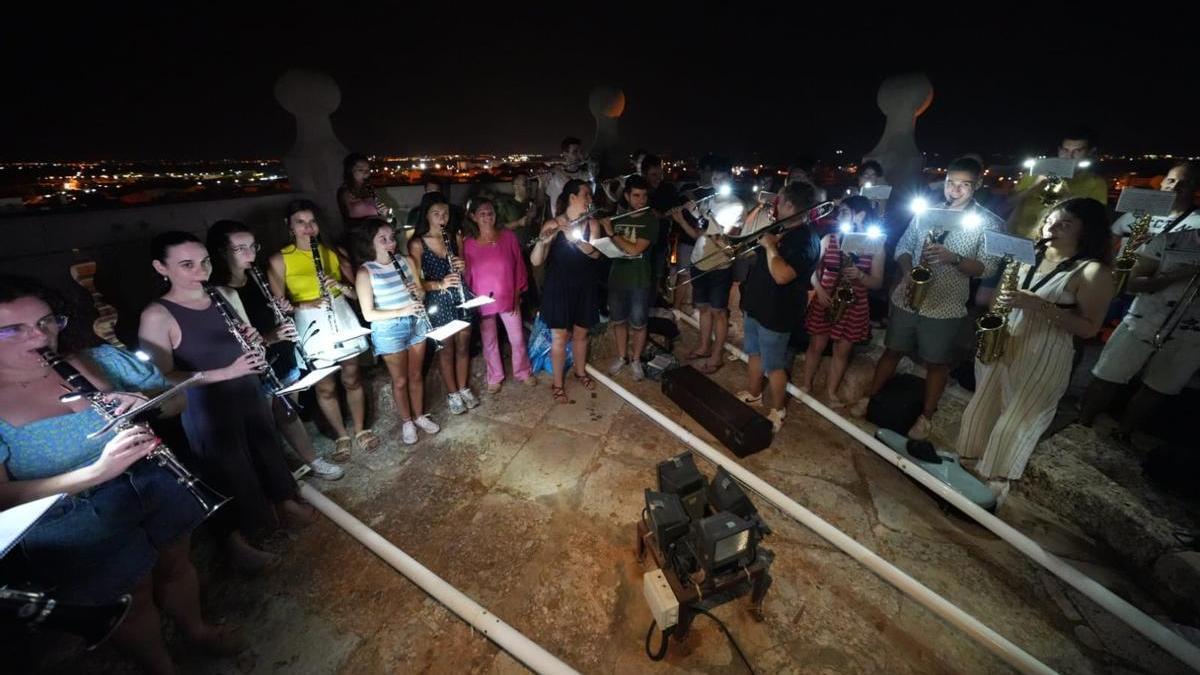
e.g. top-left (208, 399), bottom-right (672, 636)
top-left (268, 200), bottom-right (377, 460)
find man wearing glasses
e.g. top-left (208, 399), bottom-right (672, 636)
top-left (851, 157), bottom-right (1001, 440)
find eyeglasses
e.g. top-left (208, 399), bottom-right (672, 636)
top-left (229, 243), bottom-right (261, 254)
top-left (0, 314), bottom-right (69, 342)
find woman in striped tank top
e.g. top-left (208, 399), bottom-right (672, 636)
top-left (958, 199), bottom-right (1113, 502)
top-left (353, 220), bottom-right (441, 446)
top-left (801, 197), bottom-right (885, 406)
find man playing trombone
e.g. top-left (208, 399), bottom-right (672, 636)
top-left (850, 157), bottom-right (1001, 440)
top-left (735, 182), bottom-right (822, 433)
top-left (1081, 161), bottom-right (1200, 442)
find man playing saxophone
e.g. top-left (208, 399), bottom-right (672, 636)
top-left (1081, 161), bottom-right (1200, 442)
top-left (851, 157), bottom-right (1001, 440)
top-left (1007, 127), bottom-right (1108, 241)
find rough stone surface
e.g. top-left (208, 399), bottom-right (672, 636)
top-left (1153, 552), bottom-right (1200, 616)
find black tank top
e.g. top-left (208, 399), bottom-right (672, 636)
top-left (155, 298), bottom-right (244, 372)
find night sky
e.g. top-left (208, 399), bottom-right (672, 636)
top-left (2, 4), bottom-right (1193, 162)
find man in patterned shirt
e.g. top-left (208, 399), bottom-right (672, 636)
top-left (851, 157), bottom-right (1001, 439)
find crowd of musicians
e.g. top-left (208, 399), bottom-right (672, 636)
top-left (2, 130), bottom-right (1197, 672)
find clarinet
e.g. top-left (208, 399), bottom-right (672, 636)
top-left (310, 243), bottom-right (340, 334)
top-left (202, 283), bottom-right (299, 415)
top-left (389, 253), bottom-right (440, 350)
top-left (439, 227), bottom-right (469, 308)
top-left (246, 266), bottom-right (311, 368)
top-left (35, 346), bottom-right (229, 516)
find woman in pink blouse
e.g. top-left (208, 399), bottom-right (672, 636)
top-left (463, 197), bottom-right (535, 392)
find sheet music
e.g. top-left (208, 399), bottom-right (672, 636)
top-left (426, 319), bottom-right (471, 342)
top-left (457, 296), bottom-right (496, 310)
top-left (331, 326), bottom-right (374, 342)
top-left (276, 366), bottom-right (342, 395)
top-left (1115, 187), bottom-right (1176, 216)
top-left (983, 231), bottom-right (1037, 265)
top-left (1029, 158), bottom-right (1077, 179)
top-left (1161, 248), bottom-right (1200, 274)
top-left (918, 208), bottom-right (973, 233)
top-left (840, 233), bottom-right (880, 257)
top-left (1, 494), bottom-right (64, 558)
top-left (590, 237), bottom-right (642, 259)
top-left (860, 185), bottom-right (892, 201)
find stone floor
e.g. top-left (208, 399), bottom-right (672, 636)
top-left (41, 315), bottom-right (1200, 674)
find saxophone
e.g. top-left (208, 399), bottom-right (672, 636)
top-left (1112, 212), bottom-right (1152, 295)
top-left (975, 255), bottom-right (1020, 364)
top-left (905, 231), bottom-right (940, 311)
top-left (825, 251), bottom-right (859, 324)
top-left (1038, 175), bottom-right (1067, 206)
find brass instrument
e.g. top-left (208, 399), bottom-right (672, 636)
top-left (1113, 212), bottom-right (1152, 295)
top-left (1152, 268), bottom-right (1200, 349)
top-left (674, 201), bottom-right (837, 290)
top-left (826, 251), bottom-right (859, 324)
top-left (1038, 175), bottom-right (1067, 206)
top-left (975, 255), bottom-right (1020, 364)
top-left (36, 346), bottom-right (229, 516)
top-left (202, 283), bottom-right (299, 415)
top-left (904, 230), bottom-right (944, 311)
top-left (246, 266), bottom-right (311, 368)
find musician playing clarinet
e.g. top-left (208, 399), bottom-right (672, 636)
top-left (1081, 161), bottom-right (1200, 442)
top-left (139, 232), bottom-right (315, 574)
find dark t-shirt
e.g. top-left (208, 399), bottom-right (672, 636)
top-left (649, 183), bottom-right (681, 247)
top-left (608, 211), bottom-right (660, 290)
top-left (741, 226), bottom-right (820, 333)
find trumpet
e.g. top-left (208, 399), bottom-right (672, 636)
top-left (1152, 268), bottom-right (1200, 349)
top-left (202, 282), bottom-right (299, 416)
top-left (975, 255), bottom-right (1020, 364)
top-left (826, 251), bottom-right (859, 324)
top-left (246, 266), bottom-right (311, 368)
top-left (675, 200), bottom-right (837, 290)
top-left (1113, 212), bottom-right (1152, 295)
top-left (905, 230), bottom-right (944, 311)
top-left (1038, 175), bottom-right (1067, 206)
top-left (36, 346), bottom-right (229, 516)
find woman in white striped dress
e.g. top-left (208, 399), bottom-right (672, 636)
top-left (957, 198), bottom-right (1114, 500)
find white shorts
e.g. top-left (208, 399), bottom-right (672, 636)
top-left (1091, 320), bottom-right (1200, 395)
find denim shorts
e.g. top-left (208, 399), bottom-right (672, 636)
top-left (371, 316), bottom-right (426, 356)
top-left (608, 287), bottom-right (652, 328)
top-left (12, 462), bottom-right (206, 603)
top-left (744, 315), bottom-right (794, 373)
top-left (689, 265), bottom-right (733, 310)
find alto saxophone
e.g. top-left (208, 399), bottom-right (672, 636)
top-left (975, 255), bottom-right (1020, 364)
top-left (905, 230), bottom-right (941, 311)
top-left (1112, 212), bottom-right (1152, 295)
top-left (825, 251), bottom-right (859, 324)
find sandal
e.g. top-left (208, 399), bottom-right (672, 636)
top-left (572, 372), bottom-right (595, 390)
top-left (354, 429), bottom-right (381, 453)
top-left (552, 386), bottom-right (569, 404)
top-left (332, 436), bottom-right (352, 463)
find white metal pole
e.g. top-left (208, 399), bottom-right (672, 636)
top-left (298, 483), bottom-right (581, 675)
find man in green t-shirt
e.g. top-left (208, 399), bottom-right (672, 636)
top-left (601, 176), bottom-right (659, 380)
top-left (1007, 127), bottom-right (1108, 240)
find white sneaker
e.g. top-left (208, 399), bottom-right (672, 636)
top-left (447, 393), bottom-right (466, 415)
top-left (608, 357), bottom-right (626, 376)
top-left (401, 421), bottom-right (418, 445)
top-left (415, 414), bottom-right (440, 434)
top-left (630, 360), bottom-right (645, 381)
top-left (309, 457), bottom-right (345, 480)
top-left (908, 414), bottom-right (931, 440)
top-left (736, 390), bottom-right (762, 405)
top-left (459, 388), bottom-right (479, 409)
top-left (767, 408), bottom-right (787, 433)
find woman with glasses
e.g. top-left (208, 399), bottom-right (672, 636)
top-left (0, 274), bottom-right (245, 672)
top-left (206, 220), bottom-right (344, 480)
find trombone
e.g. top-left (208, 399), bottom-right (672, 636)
top-left (1152, 268), bottom-right (1200, 349)
top-left (671, 200), bottom-right (837, 290)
